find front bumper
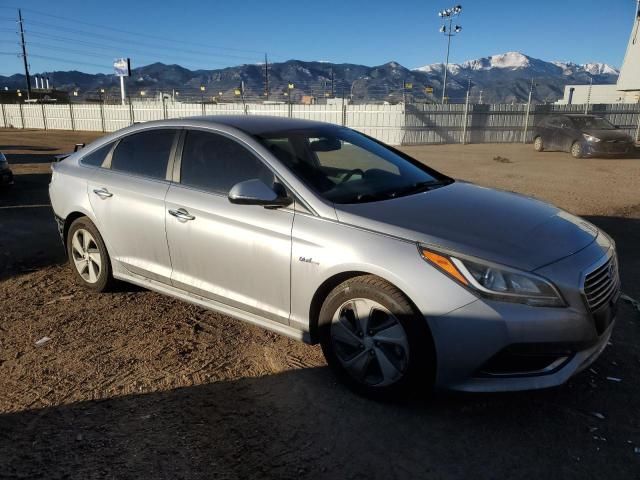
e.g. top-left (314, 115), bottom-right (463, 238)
top-left (0, 167), bottom-right (13, 186)
top-left (584, 141), bottom-right (633, 157)
top-left (430, 237), bottom-right (618, 392)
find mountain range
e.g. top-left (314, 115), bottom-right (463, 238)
top-left (0, 52), bottom-right (619, 103)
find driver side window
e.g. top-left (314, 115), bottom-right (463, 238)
top-left (180, 130), bottom-right (275, 195)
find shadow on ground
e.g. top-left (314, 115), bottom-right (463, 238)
top-left (1, 356), bottom-right (639, 480)
top-left (2, 152), bottom-right (57, 164)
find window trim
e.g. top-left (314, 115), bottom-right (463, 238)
top-left (174, 127), bottom-right (309, 211)
top-left (78, 140), bottom-right (117, 169)
top-left (103, 127), bottom-right (181, 182)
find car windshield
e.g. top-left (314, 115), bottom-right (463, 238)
top-left (570, 117), bottom-right (616, 130)
top-left (254, 127), bottom-right (451, 204)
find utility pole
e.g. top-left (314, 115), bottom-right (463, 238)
top-left (438, 5), bottom-right (463, 104)
top-left (330, 68), bottom-right (335, 97)
top-left (462, 78), bottom-right (470, 144)
top-left (585, 77), bottom-right (593, 115)
top-left (264, 53), bottom-right (269, 101)
top-left (523, 78), bottom-right (535, 144)
top-left (18, 9), bottom-right (32, 100)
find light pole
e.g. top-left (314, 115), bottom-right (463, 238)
top-left (438, 5), bottom-right (462, 104)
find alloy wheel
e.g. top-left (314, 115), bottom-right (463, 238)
top-left (330, 298), bottom-right (410, 387)
top-left (534, 137), bottom-right (543, 151)
top-left (71, 228), bottom-right (102, 284)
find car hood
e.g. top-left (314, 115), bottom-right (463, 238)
top-left (334, 182), bottom-right (598, 271)
top-left (583, 129), bottom-right (631, 141)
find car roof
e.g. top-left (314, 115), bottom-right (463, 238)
top-left (186, 115), bottom-right (339, 135)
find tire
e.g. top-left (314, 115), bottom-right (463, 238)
top-left (67, 217), bottom-right (114, 292)
top-left (533, 136), bottom-right (544, 152)
top-left (571, 141), bottom-right (583, 159)
top-left (318, 275), bottom-right (435, 399)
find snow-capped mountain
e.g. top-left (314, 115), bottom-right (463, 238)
top-left (0, 52), bottom-right (619, 104)
top-left (412, 52), bottom-right (619, 102)
top-left (415, 52), bottom-right (618, 76)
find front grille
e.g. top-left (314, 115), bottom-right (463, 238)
top-left (583, 253), bottom-right (620, 312)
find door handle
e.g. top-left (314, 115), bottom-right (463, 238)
top-left (93, 188), bottom-right (113, 199)
top-left (168, 208), bottom-right (195, 221)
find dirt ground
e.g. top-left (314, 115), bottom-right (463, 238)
top-left (1, 128), bottom-right (640, 479)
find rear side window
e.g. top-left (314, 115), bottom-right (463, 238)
top-left (110, 129), bottom-right (176, 180)
top-left (81, 142), bottom-right (113, 167)
top-left (180, 130), bottom-right (274, 194)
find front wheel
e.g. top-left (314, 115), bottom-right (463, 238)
top-left (67, 217), bottom-right (114, 292)
top-left (318, 275), bottom-right (435, 399)
top-left (533, 136), bottom-right (544, 152)
top-left (571, 141), bottom-right (584, 159)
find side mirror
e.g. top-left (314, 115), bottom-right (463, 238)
top-left (228, 179), bottom-right (292, 208)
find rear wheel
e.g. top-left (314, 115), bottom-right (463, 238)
top-left (533, 136), bottom-right (544, 152)
top-left (571, 141), bottom-right (584, 159)
top-left (67, 217), bottom-right (114, 292)
top-left (319, 275), bottom-right (435, 399)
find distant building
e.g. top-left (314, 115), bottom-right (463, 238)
top-left (557, 6), bottom-right (640, 104)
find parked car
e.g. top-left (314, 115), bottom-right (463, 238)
top-left (49, 116), bottom-right (620, 397)
top-left (0, 151), bottom-right (14, 186)
top-left (533, 114), bottom-right (634, 158)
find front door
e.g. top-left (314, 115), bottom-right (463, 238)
top-left (88, 128), bottom-right (178, 284)
top-left (165, 129), bottom-right (293, 324)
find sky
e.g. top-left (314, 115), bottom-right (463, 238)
top-left (0, 0), bottom-right (638, 76)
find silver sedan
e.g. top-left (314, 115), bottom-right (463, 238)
top-left (49, 116), bottom-right (620, 398)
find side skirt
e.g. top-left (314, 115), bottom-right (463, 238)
top-left (113, 270), bottom-right (312, 344)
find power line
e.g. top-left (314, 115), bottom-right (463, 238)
top-left (18, 7), bottom-right (272, 56)
top-left (25, 20), bottom-right (262, 62)
top-left (23, 30), bottom-right (260, 68)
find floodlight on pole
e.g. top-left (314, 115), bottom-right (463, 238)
top-left (438, 4), bottom-right (463, 104)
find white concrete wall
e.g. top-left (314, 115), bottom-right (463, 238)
top-left (556, 85), bottom-right (639, 105)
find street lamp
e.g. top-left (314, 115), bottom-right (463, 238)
top-left (438, 4), bottom-right (463, 104)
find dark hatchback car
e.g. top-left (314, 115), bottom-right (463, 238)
top-left (533, 114), bottom-right (634, 158)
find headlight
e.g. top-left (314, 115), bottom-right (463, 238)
top-left (418, 246), bottom-right (565, 307)
top-left (582, 134), bottom-right (601, 143)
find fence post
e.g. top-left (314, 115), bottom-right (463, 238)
top-left (162, 95), bottom-right (167, 119)
top-left (41, 103), bottom-right (47, 130)
top-left (523, 102), bottom-right (532, 144)
top-left (129, 98), bottom-right (134, 125)
top-left (0, 103), bottom-right (6, 128)
top-left (69, 103), bottom-right (75, 131)
top-left (99, 101), bottom-right (106, 132)
top-left (462, 86), bottom-right (470, 145)
top-left (635, 106), bottom-right (640, 143)
top-left (18, 102), bottom-right (24, 129)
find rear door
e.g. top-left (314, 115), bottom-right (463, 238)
top-left (555, 116), bottom-right (576, 152)
top-left (545, 116), bottom-right (563, 150)
top-left (165, 129), bottom-right (293, 324)
top-left (87, 128), bottom-right (178, 284)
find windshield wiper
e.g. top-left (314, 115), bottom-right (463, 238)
top-left (381, 180), bottom-right (449, 199)
top-left (345, 180), bottom-right (451, 204)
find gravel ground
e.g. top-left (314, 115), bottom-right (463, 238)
top-left (1, 129), bottom-right (639, 479)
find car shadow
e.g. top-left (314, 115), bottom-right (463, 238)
top-left (3, 152), bottom-right (57, 165)
top-left (0, 145), bottom-right (58, 152)
top-left (584, 214), bottom-right (640, 299)
top-left (1, 356), bottom-right (638, 479)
